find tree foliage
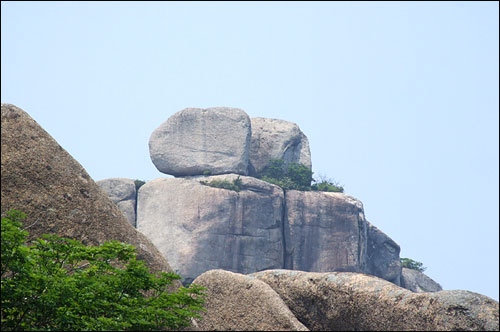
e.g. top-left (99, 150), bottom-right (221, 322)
top-left (1, 210), bottom-right (206, 331)
top-left (400, 257), bottom-right (426, 272)
top-left (259, 159), bottom-right (344, 192)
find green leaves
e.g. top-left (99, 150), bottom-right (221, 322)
top-left (259, 159), bottom-right (313, 191)
top-left (200, 176), bottom-right (243, 192)
top-left (400, 257), bottom-right (427, 272)
top-left (259, 159), bottom-right (344, 192)
top-left (1, 211), bottom-right (206, 331)
top-left (311, 181), bottom-right (344, 193)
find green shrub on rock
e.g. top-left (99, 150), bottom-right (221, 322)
top-left (311, 181), bottom-right (344, 193)
top-left (259, 159), bottom-right (343, 192)
top-left (259, 159), bottom-right (313, 191)
top-left (400, 257), bottom-right (426, 272)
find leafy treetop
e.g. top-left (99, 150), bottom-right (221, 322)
top-left (1, 210), bottom-right (206, 331)
top-left (400, 257), bottom-right (427, 272)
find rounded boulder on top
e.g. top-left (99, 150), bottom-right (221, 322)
top-left (149, 107), bottom-right (252, 177)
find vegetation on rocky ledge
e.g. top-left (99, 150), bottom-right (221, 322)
top-left (200, 176), bottom-right (243, 192)
top-left (259, 159), bottom-right (344, 192)
top-left (400, 257), bottom-right (427, 272)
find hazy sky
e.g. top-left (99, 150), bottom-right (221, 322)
top-left (2, 2), bottom-right (498, 301)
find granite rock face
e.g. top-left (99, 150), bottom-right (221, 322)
top-left (252, 270), bottom-right (499, 331)
top-left (284, 190), bottom-right (369, 273)
top-left (1, 104), bottom-right (177, 279)
top-left (97, 178), bottom-right (137, 227)
top-left (149, 107), bottom-right (251, 176)
top-left (401, 267), bottom-right (443, 293)
top-left (136, 174), bottom-right (285, 283)
top-left (366, 221), bottom-right (402, 285)
top-left (249, 117), bottom-right (311, 176)
top-left (192, 270), bottom-right (308, 331)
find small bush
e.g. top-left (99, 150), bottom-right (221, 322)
top-left (286, 163), bottom-right (313, 189)
top-left (262, 159), bottom-right (286, 180)
top-left (311, 181), bottom-right (344, 193)
top-left (200, 176), bottom-right (242, 192)
top-left (259, 160), bottom-right (344, 193)
top-left (259, 159), bottom-right (313, 191)
top-left (400, 257), bottom-right (426, 272)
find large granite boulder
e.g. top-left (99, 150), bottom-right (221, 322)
top-left (97, 178), bottom-right (137, 227)
top-left (1, 104), bottom-right (177, 279)
top-left (252, 270), bottom-right (499, 331)
top-left (192, 270), bottom-right (308, 331)
top-left (284, 190), bottom-right (369, 273)
top-left (401, 267), bottom-right (443, 293)
top-left (249, 117), bottom-right (311, 176)
top-left (149, 107), bottom-right (251, 176)
top-left (137, 174), bottom-right (285, 283)
top-left (367, 221), bottom-right (402, 285)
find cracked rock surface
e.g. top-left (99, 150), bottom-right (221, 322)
top-left (1, 104), bottom-right (178, 281)
top-left (192, 269), bottom-right (308, 331)
top-left (137, 174), bottom-right (285, 283)
top-left (251, 269), bottom-right (499, 331)
top-left (149, 107), bottom-right (251, 176)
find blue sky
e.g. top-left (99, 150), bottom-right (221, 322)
top-left (2, 2), bottom-right (498, 301)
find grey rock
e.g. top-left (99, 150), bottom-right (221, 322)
top-left (249, 117), bottom-right (311, 176)
top-left (192, 269), bottom-right (308, 331)
top-left (1, 104), bottom-right (179, 284)
top-left (252, 269), bottom-right (499, 331)
top-left (136, 174), bottom-right (285, 283)
top-left (97, 178), bottom-right (137, 227)
top-left (149, 107), bottom-right (251, 176)
top-left (367, 221), bottom-right (402, 285)
top-left (401, 267), bottom-right (443, 292)
top-left (284, 190), bottom-right (369, 273)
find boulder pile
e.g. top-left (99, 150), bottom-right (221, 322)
top-left (102, 106), bottom-right (423, 290)
top-left (3, 103), bottom-right (497, 331)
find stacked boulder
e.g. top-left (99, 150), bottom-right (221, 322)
top-left (149, 107), bottom-right (251, 176)
top-left (4, 104), bottom-right (497, 331)
top-left (248, 117), bottom-right (311, 176)
top-left (101, 106), bottom-right (435, 291)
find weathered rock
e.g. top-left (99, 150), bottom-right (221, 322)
top-left (401, 267), bottom-right (443, 293)
top-left (284, 190), bottom-right (369, 273)
top-left (137, 174), bottom-right (285, 283)
top-left (149, 107), bottom-right (251, 176)
top-left (192, 270), bottom-right (308, 331)
top-left (249, 117), bottom-right (311, 176)
top-left (252, 270), bottom-right (499, 331)
top-left (367, 221), bottom-right (402, 285)
top-left (1, 104), bottom-right (178, 281)
top-left (97, 178), bottom-right (137, 227)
